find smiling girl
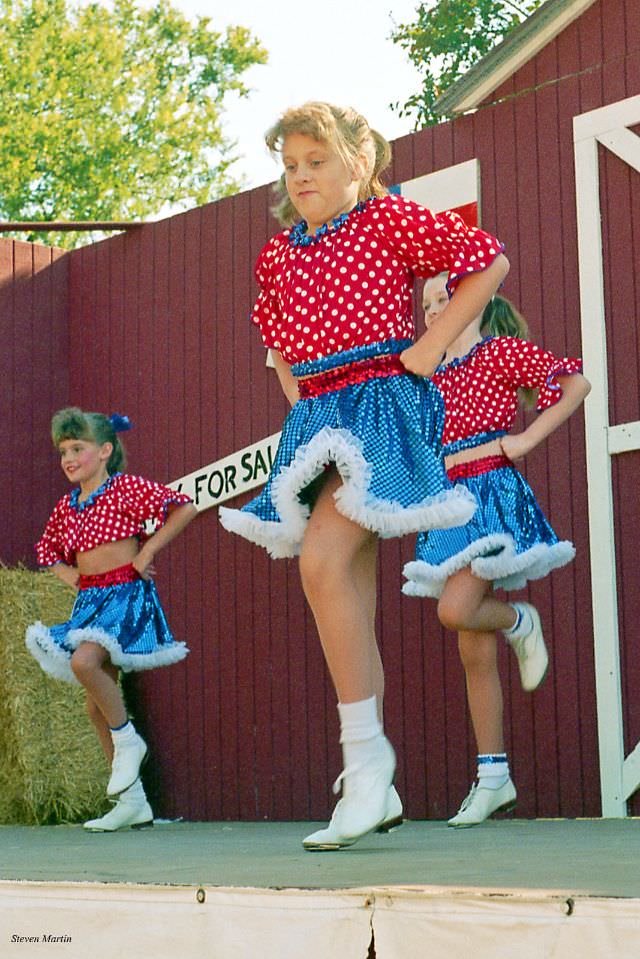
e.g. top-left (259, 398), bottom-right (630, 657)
top-left (220, 101), bottom-right (509, 849)
top-left (404, 279), bottom-right (589, 826)
top-left (26, 408), bottom-right (196, 831)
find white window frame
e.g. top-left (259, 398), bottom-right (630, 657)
top-left (573, 94), bottom-right (640, 817)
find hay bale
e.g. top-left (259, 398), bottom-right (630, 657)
top-left (0, 567), bottom-right (110, 824)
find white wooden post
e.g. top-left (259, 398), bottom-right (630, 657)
top-left (573, 94), bottom-right (640, 816)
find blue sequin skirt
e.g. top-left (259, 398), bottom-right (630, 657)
top-left (219, 339), bottom-right (476, 558)
top-left (403, 457), bottom-right (575, 597)
top-left (26, 564), bottom-right (188, 685)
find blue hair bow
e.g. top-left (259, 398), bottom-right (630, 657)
top-left (109, 413), bottom-right (133, 433)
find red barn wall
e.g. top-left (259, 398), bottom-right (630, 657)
top-left (7, 0), bottom-right (639, 820)
top-left (0, 239), bottom-right (69, 566)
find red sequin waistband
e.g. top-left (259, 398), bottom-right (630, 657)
top-left (298, 353), bottom-right (406, 399)
top-left (447, 455), bottom-right (512, 482)
top-left (78, 563), bottom-right (141, 590)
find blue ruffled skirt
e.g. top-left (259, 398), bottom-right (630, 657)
top-left (26, 571), bottom-right (188, 685)
top-left (403, 461), bottom-right (575, 597)
top-left (219, 340), bottom-right (476, 558)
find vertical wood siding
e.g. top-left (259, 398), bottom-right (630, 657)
top-left (0, 239), bottom-right (69, 567)
top-left (9, 0), bottom-right (638, 820)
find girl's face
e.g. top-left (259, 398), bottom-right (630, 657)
top-left (282, 133), bottom-right (362, 232)
top-left (422, 275), bottom-right (450, 330)
top-left (58, 438), bottom-right (111, 486)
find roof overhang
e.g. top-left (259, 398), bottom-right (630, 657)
top-left (434, 0), bottom-right (599, 116)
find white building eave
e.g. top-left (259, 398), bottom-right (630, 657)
top-left (434, 0), bottom-right (599, 116)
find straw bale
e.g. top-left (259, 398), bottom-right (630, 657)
top-left (0, 567), bottom-right (110, 824)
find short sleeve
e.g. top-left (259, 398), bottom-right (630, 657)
top-left (250, 235), bottom-right (288, 351)
top-left (365, 195), bottom-right (504, 293)
top-left (115, 474), bottom-right (193, 530)
top-left (35, 497), bottom-right (68, 567)
top-left (484, 337), bottom-right (583, 411)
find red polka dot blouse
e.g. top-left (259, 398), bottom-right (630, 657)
top-left (251, 194), bottom-right (504, 364)
top-left (36, 473), bottom-right (192, 567)
top-left (432, 336), bottom-right (583, 455)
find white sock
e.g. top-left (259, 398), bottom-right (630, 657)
top-left (110, 719), bottom-right (137, 744)
top-left (338, 696), bottom-right (384, 768)
top-left (119, 778), bottom-right (146, 802)
top-left (477, 753), bottom-right (510, 789)
top-left (503, 602), bottom-right (532, 641)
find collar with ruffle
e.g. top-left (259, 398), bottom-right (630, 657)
top-left (70, 472), bottom-right (120, 512)
top-left (288, 197), bottom-right (372, 247)
top-left (436, 336), bottom-right (495, 374)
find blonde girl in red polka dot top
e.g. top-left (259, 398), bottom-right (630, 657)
top-left (26, 407), bottom-right (197, 832)
top-left (220, 102), bottom-right (510, 850)
top-left (404, 278), bottom-right (590, 826)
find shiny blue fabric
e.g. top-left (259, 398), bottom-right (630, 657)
top-left (410, 464), bottom-right (573, 592)
top-left (39, 578), bottom-right (186, 670)
top-left (239, 341), bottom-right (456, 529)
top-left (291, 338), bottom-right (412, 376)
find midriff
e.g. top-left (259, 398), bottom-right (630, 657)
top-left (444, 437), bottom-right (504, 470)
top-left (74, 536), bottom-right (141, 575)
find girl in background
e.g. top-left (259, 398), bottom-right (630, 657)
top-left (220, 101), bottom-right (509, 849)
top-left (404, 280), bottom-right (589, 826)
top-left (27, 408), bottom-right (196, 831)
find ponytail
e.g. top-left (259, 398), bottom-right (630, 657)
top-left (51, 407), bottom-right (128, 474)
top-left (481, 295), bottom-right (528, 339)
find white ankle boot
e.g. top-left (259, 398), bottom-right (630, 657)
top-left (506, 602), bottom-right (548, 691)
top-left (447, 777), bottom-right (516, 827)
top-left (303, 736), bottom-right (397, 850)
top-left (107, 728), bottom-right (148, 796)
top-left (303, 784), bottom-right (403, 850)
top-left (84, 782), bottom-right (153, 832)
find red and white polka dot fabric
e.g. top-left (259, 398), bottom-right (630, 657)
top-left (251, 195), bottom-right (504, 364)
top-left (433, 336), bottom-right (583, 447)
top-left (36, 473), bottom-right (192, 567)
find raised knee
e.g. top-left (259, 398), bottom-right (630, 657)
top-left (437, 594), bottom-right (466, 632)
top-left (70, 644), bottom-right (100, 679)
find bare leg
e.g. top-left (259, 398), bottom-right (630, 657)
top-left (85, 660), bottom-right (120, 763)
top-left (299, 471), bottom-right (379, 704)
top-left (352, 535), bottom-right (384, 721)
top-left (437, 566), bottom-right (517, 634)
top-left (71, 643), bottom-right (127, 729)
top-left (458, 630), bottom-right (504, 754)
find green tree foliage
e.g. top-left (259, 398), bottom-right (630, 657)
top-left (392, 0), bottom-right (543, 128)
top-left (0, 0), bottom-right (267, 246)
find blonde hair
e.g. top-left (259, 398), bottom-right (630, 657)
top-left (481, 295), bottom-right (529, 339)
top-left (266, 101), bottom-right (392, 226)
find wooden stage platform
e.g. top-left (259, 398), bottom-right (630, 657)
top-left (2, 818), bottom-right (639, 958)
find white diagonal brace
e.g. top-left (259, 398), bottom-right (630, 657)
top-left (596, 127), bottom-right (640, 174)
top-left (623, 741), bottom-right (640, 802)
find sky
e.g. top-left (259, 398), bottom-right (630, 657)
top-left (167, 0), bottom-right (426, 189)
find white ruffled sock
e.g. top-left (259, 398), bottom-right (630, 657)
top-left (118, 778), bottom-right (146, 802)
top-left (503, 602), bottom-right (533, 641)
top-left (477, 753), bottom-right (510, 789)
top-left (110, 719), bottom-right (138, 744)
top-left (338, 696), bottom-right (384, 769)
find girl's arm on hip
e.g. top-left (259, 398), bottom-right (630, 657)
top-left (49, 562), bottom-right (80, 591)
top-left (133, 502), bottom-right (198, 577)
top-left (500, 373), bottom-right (591, 461)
